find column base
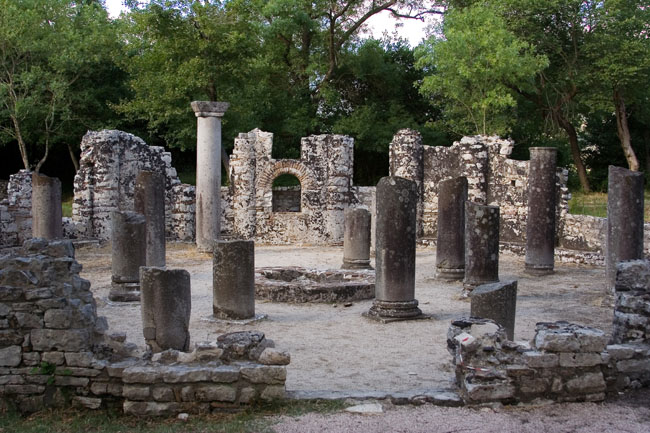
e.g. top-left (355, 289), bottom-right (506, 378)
top-left (524, 263), bottom-right (554, 276)
top-left (363, 299), bottom-right (424, 323)
top-left (341, 258), bottom-right (373, 270)
top-left (109, 281), bottom-right (140, 302)
top-left (436, 267), bottom-right (465, 281)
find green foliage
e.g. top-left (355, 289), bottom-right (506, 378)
top-left (415, 2), bottom-right (548, 136)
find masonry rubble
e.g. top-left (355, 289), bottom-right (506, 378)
top-left (448, 259), bottom-right (650, 406)
top-left (0, 239), bottom-right (289, 415)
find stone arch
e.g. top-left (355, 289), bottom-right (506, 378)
top-left (257, 160), bottom-right (319, 212)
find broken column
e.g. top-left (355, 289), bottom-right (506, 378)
top-left (31, 173), bottom-right (62, 239)
top-left (366, 176), bottom-right (422, 321)
top-left (525, 147), bottom-right (557, 275)
top-left (463, 202), bottom-right (500, 291)
top-left (470, 280), bottom-right (517, 340)
top-left (140, 267), bottom-right (191, 352)
top-left (606, 165), bottom-right (645, 289)
top-left (191, 101), bottom-right (229, 251)
top-left (134, 170), bottom-right (166, 267)
top-left (213, 240), bottom-right (255, 320)
top-left (435, 177), bottom-right (468, 280)
top-left (342, 207), bottom-right (372, 270)
top-left (109, 211), bottom-right (146, 302)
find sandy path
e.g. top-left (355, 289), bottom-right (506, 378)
top-left (77, 243), bottom-right (611, 394)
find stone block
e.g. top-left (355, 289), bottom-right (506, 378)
top-left (239, 386), bottom-right (257, 403)
top-left (0, 330), bottom-right (24, 346)
top-left (122, 366), bottom-right (163, 384)
top-left (523, 352), bottom-right (559, 368)
top-left (559, 353), bottom-right (603, 367)
top-left (240, 365), bottom-right (286, 384)
top-left (258, 348), bottom-right (291, 366)
top-left (464, 381), bottom-right (515, 402)
top-left (605, 344), bottom-right (637, 360)
top-left (64, 351), bottom-right (95, 368)
top-left (0, 374), bottom-right (25, 385)
top-left (72, 396), bottom-right (102, 410)
top-left (575, 328), bottom-right (608, 352)
top-left (534, 330), bottom-right (579, 352)
top-left (14, 312), bottom-right (43, 329)
top-left (44, 309), bottom-right (73, 329)
top-left (260, 385), bottom-right (286, 400)
top-left (21, 352), bottom-right (40, 366)
top-left (161, 365), bottom-right (211, 383)
top-left (30, 329), bottom-right (90, 352)
top-left (519, 377), bottom-right (550, 394)
top-left (152, 386), bottom-right (175, 402)
top-left (0, 345), bottom-right (22, 367)
top-left (42, 351), bottom-right (65, 365)
top-left (194, 384), bottom-right (237, 402)
top-left (565, 372), bottom-right (606, 394)
top-left (54, 376), bottom-right (89, 387)
top-left (24, 288), bottom-right (53, 301)
top-left (616, 359), bottom-right (650, 373)
top-left (123, 384), bottom-right (151, 400)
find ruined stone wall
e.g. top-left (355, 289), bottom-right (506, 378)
top-left (0, 239), bottom-right (288, 415)
top-left (447, 260), bottom-right (650, 406)
top-left (71, 130), bottom-right (195, 242)
top-left (0, 170), bottom-right (33, 246)
top-left (229, 129), bottom-right (355, 244)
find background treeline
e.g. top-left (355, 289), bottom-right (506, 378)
top-left (1, 0), bottom-right (649, 191)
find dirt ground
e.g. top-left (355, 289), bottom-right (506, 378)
top-left (76, 242), bottom-right (612, 394)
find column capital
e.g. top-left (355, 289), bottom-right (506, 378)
top-left (191, 101), bottom-right (229, 118)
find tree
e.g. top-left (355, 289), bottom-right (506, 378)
top-left (0, 0), bottom-right (121, 172)
top-left (415, 3), bottom-right (547, 136)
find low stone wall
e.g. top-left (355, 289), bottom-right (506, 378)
top-left (447, 260), bottom-right (650, 406)
top-left (0, 239), bottom-right (288, 415)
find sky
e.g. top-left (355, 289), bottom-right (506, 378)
top-left (104, 0), bottom-right (435, 47)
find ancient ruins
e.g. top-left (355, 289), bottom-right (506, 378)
top-left (1, 103), bottom-right (649, 415)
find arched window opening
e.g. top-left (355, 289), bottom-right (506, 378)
top-left (272, 174), bottom-right (301, 212)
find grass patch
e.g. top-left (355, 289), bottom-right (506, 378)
top-left (568, 191), bottom-right (650, 221)
top-left (0, 399), bottom-right (345, 433)
top-left (62, 192), bottom-right (73, 218)
top-left (178, 170), bottom-right (196, 186)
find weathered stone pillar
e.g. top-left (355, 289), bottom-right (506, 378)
top-left (464, 202), bottom-right (500, 291)
top-left (342, 208), bottom-right (372, 270)
top-left (525, 147), bottom-right (557, 275)
top-left (436, 177), bottom-right (468, 280)
top-left (606, 166), bottom-right (645, 289)
top-left (31, 173), bottom-right (62, 239)
top-left (389, 129), bottom-right (424, 237)
top-left (470, 280), bottom-right (517, 340)
top-left (140, 267), bottom-right (191, 352)
top-left (191, 101), bottom-right (229, 251)
top-left (134, 170), bottom-right (166, 267)
top-left (109, 211), bottom-right (146, 302)
top-left (366, 177), bottom-right (422, 321)
top-left (213, 240), bottom-right (255, 320)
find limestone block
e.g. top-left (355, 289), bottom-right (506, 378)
top-left (534, 330), bottom-right (579, 352)
top-left (260, 385), bottom-right (286, 400)
top-left (240, 365), bottom-right (286, 384)
top-left (558, 353), bottom-right (603, 368)
top-left (152, 386), bottom-right (175, 402)
top-left (464, 381), bottom-right (515, 402)
top-left (54, 376), bottom-right (89, 387)
top-left (606, 344), bottom-right (638, 360)
top-left (258, 348), bottom-right (291, 366)
top-left (194, 384), bottom-right (237, 403)
top-left (616, 359), bottom-right (650, 373)
top-left (123, 385), bottom-right (151, 400)
top-left (565, 372), bottom-right (606, 394)
top-left (0, 346), bottom-right (22, 367)
top-left (122, 366), bottom-right (163, 384)
top-left (72, 396), bottom-right (102, 410)
top-left (523, 352), bottom-right (559, 368)
top-left (30, 329), bottom-right (90, 352)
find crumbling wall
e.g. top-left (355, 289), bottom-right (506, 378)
top-left (0, 239), bottom-right (289, 415)
top-left (447, 260), bottom-right (650, 406)
top-left (0, 170), bottom-right (32, 246)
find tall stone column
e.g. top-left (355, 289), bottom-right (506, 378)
top-left (134, 170), bottom-right (166, 267)
top-left (213, 240), bottom-right (255, 320)
top-left (31, 173), bottom-right (63, 240)
top-left (464, 202), bottom-right (500, 291)
top-left (525, 147), bottom-right (557, 275)
top-left (140, 267), bottom-right (191, 352)
top-left (109, 211), bottom-right (146, 302)
top-left (606, 166), bottom-right (644, 289)
top-left (191, 101), bottom-right (229, 251)
top-left (365, 177), bottom-right (422, 321)
top-left (342, 207), bottom-right (372, 269)
top-left (435, 177), bottom-right (468, 280)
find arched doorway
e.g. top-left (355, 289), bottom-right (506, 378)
top-left (272, 174), bottom-right (301, 212)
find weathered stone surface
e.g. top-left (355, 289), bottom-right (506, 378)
top-left (558, 352), bottom-right (603, 367)
top-left (435, 177), bottom-right (468, 280)
top-left (260, 385), bottom-right (286, 400)
top-left (463, 202), bottom-right (500, 290)
top-left (31, 173), bottom-right (63, 240)
top-left (0, 346), bottom-right (22, 367)
top-left (213, 240), bottom-right (255, 320)
top-left (470, 280), bottom-right (517, 340)
top-left (30, 329), bottom-right (90, 352)
top-left (565, 372), bottom-right (606, 394)
top-left (194, 384), bottom-right (236, 402)
top-left (522, 352), bottom-right (559, 368)
top-left (258, 348), bottom-right (291, 366)
top-left (72, 396), bottom-right (102, 410)
top-left (140, 267), bottom-right (191, 352)
top-left (240, 365), bottom-right (287, 384)
top-left (367, 176), bottom-right (421, 320)
top-left (525, 147), bottom-right (557, 275)
top-left (464, 381), bottom-right (515, 402)
top-left (606, 166), bottom-right (644, 289)
top-left (134, 170), bottom-right (166, 267)
top-left (342, 208), bottom-right (372, 270)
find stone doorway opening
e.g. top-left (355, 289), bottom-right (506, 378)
top-left (272, 174), bottom-right (301, 212)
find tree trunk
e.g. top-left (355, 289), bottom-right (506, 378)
top-left (67, 142), bottom-right (80, 172)
top-left (613, 88), bottom-right (639, 171)
top-left (555, 112), bottom-right (591, 192)
top-left (10, 114), bottom-right (30, 170)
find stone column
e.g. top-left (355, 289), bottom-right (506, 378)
top-left (470, 280), bottom-right (517, 340)
top-left (606, 166), bottom-right (645, 289)
top-left (463, 202), bottom-right (500, 291)
top-left (109, 211), bottom-right (146, 302)
top-left (140, 267), bottom-right (191, 352)
top-left (389, 129), bottom-right (424, 237)
top-left (366, 176), bottom-right (422, 321)
top-left (134, 170), bottom-right (166, 267)
top-left (213, 240), bottom-right (255, 320)
top-left (191, 101), bottom-right (229, 251)
top-left (525, 147), bottom-right (557, 275)
top-left (435, 177), bottom-right (468, 280)
top-left (342, 208), bottom-right (372, 270)
top-left (31, 173), bottom-right (62, 239)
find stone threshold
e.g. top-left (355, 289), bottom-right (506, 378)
top-left (286, 388), bottom-right (463, 407)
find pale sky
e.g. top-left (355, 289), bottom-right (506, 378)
top-left (104, 0), bottom-right (434, 47)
